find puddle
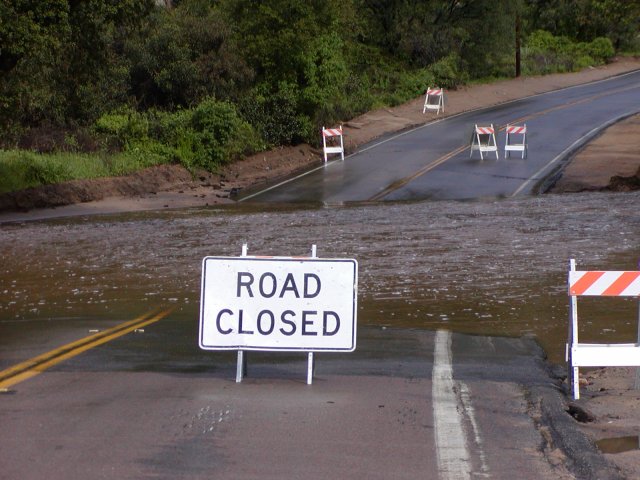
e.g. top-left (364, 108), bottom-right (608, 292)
top-left (596, 435), bottom-right (640, 454)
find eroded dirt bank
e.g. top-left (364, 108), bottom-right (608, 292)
top-left (549, 112), bottom-right (640, 193)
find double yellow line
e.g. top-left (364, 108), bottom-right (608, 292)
top-left (368, 144), bottom-right (468, 201)
top-left (0, 307), bottom-right (174, 390)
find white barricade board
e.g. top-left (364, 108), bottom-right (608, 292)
top-left (566, 259), bottom-right (640, 399)
top-left (199, 256), bottom-right (358, 352)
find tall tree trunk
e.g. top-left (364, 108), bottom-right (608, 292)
top-left (515, 13), bottom-right (521, 78)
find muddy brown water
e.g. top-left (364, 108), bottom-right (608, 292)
top-left (1, 191), bottom-right (639, 365)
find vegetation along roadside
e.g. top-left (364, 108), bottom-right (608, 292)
top-left (1, 0), bottom-right (639, 197)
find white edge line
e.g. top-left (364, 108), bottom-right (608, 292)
top-left (510, 109), bottom-right (640, 197)
top-left (240, 69), bottom-right (640, 202)
top-left (459, 382), bottom-right (490, 477)
top-left (433, 329), bottom-right (471, 480)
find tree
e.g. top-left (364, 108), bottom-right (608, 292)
top-left (126, 1), bottom-right (253, 109)
top-left (0, 0), bottom-right (155, 142)
top-left (0, 0), bottom-right (69, 76)
top-left (526, 0), bottom-right (640, 50)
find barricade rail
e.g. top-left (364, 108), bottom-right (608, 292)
top-left (322, 125), bottom-right (344, 162)
top-left (423, 88), bottom-right (444, 114)
top-left (567, 259), bottom-right (640, 399)
top-left (470, 124), bottom-right (498, 160)
top-left (504, 124), bottom-right (527, 159)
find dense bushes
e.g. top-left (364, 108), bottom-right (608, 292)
top-left (94, 98), bottom-right (263, 172)
top-left (523, 31), bottom-right (615, 74)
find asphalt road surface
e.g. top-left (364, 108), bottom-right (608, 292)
top-left (241, 69), bottom-right (640, 203)
top-left (0, 315), bottom-right (620, 480)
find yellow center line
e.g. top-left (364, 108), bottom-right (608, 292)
top-left (0, 307), bottom-right (175, 389)
top-left (368, 82), bottom-right (640, 201)
top-left (368, 145), bottom-right (468, 201)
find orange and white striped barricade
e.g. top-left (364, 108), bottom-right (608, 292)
top-left (422, 88), bottom-right (444, 114)
top-left (504, 124), bottom-right (527, 158)
top-left (567, 259), bottom-right (640, 399)
top-left (470, 124), bottom-right (498, 160)
top-left (322, 125), bottom-right (344, 162)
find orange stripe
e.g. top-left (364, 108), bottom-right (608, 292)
top-left (570, 271), bottom-right (605, 295)
top-left (323, 128), bottom-right (342, 137)
top-left (602, 271), bottom-right (640, 296)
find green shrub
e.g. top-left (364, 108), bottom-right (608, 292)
top-left (24, 155), bottom-right (71, 186)
top-left (585, 37), bottom-right (615, 62)
top-left (0, 152), bottom-right (32, 193)
top-left (429, 54), bottom-right (468, 89)
top-left (0, 150), bottom-right (104, 192)
top-left (395, 68), bottom-right (436, 102)
top-left (92, 98), bottom-right (263, 173)
top-left (187, 97), bottom-right (263, 170)
top-left (239, 82), bottom-right (309, 147)
top-left (523, 31), bottom-right (615, 75)
top-left (94, 107), bottom-right (150, 147)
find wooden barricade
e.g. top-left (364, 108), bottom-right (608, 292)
top-left (567, 259), bottom-right (640, 399)
top-left (422, 88), bottom-right (444, 114)
top-left (504, 124), bottom-right (527, 159)
top-left (470, 124), bottom-right (498, 160)
top-left (322, 126), bottom-right (344, 162)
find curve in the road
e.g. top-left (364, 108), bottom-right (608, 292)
top-left (240, 69), bottom-right (640, 204)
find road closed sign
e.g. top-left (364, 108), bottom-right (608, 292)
top-left (199, 256), bottom-right (358, 352)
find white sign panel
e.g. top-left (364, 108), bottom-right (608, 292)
top-left (199, 256), bottom-right (358, 352)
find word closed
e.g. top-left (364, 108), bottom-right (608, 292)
top-left (199, 257), bottom-right (358, 352)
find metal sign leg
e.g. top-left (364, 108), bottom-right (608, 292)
top-left (236, 350), bottom-right (247, 383)
top-left (307, 352), bottom-right (315, 385)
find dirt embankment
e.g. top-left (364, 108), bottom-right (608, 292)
top-left (549, 112), bottom-right (640, 193)
top-left (1, 57), bottom-right (640, 216)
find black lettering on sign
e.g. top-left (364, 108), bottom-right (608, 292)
top-left (301, 310), bottom-right (318, 336)
top-left (323, 311), bottom-right (340, 336)
top-left (304, 273), bottom-right (321, 298)
top-left (216, 309), bottom-right (233, 334)
top-left (259, 272), bottom-right (277, 298)
top-left (237, 272), bottom-right (254, 297)
top-left (280, 310), bottom-right (296, 336)
top-left (238, 271), bottom-right (322, 299)
top-left (238, 310), bottom-right (254, 334)
top-left (257, 310), bottom-right (275, 335)
top-left (279, 273), bottom-right (300, 298)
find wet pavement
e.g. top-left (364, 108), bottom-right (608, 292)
top-left (244, 70), bottom-right (640, 203)
top-left (0, 325), bottom-right (586, 480)
top-left (1, 189), bottom-right (639, 479)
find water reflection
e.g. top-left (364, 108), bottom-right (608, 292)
top-left (596, 435), bottom-right (640, 454)
top-left (1, 191), bottom-right (639, 364)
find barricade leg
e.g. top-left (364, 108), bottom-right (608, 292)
top-left (570, 364), bottom-right (580, 399)
top-left (568, 258), bottom-right (580, 399)
top-left (636, 300), bottom-right (640, 389)
top-left (236, 350), bottom-right (247, 383)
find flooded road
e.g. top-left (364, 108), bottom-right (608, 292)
top-left (1, 191), bottom-right (639, 364)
